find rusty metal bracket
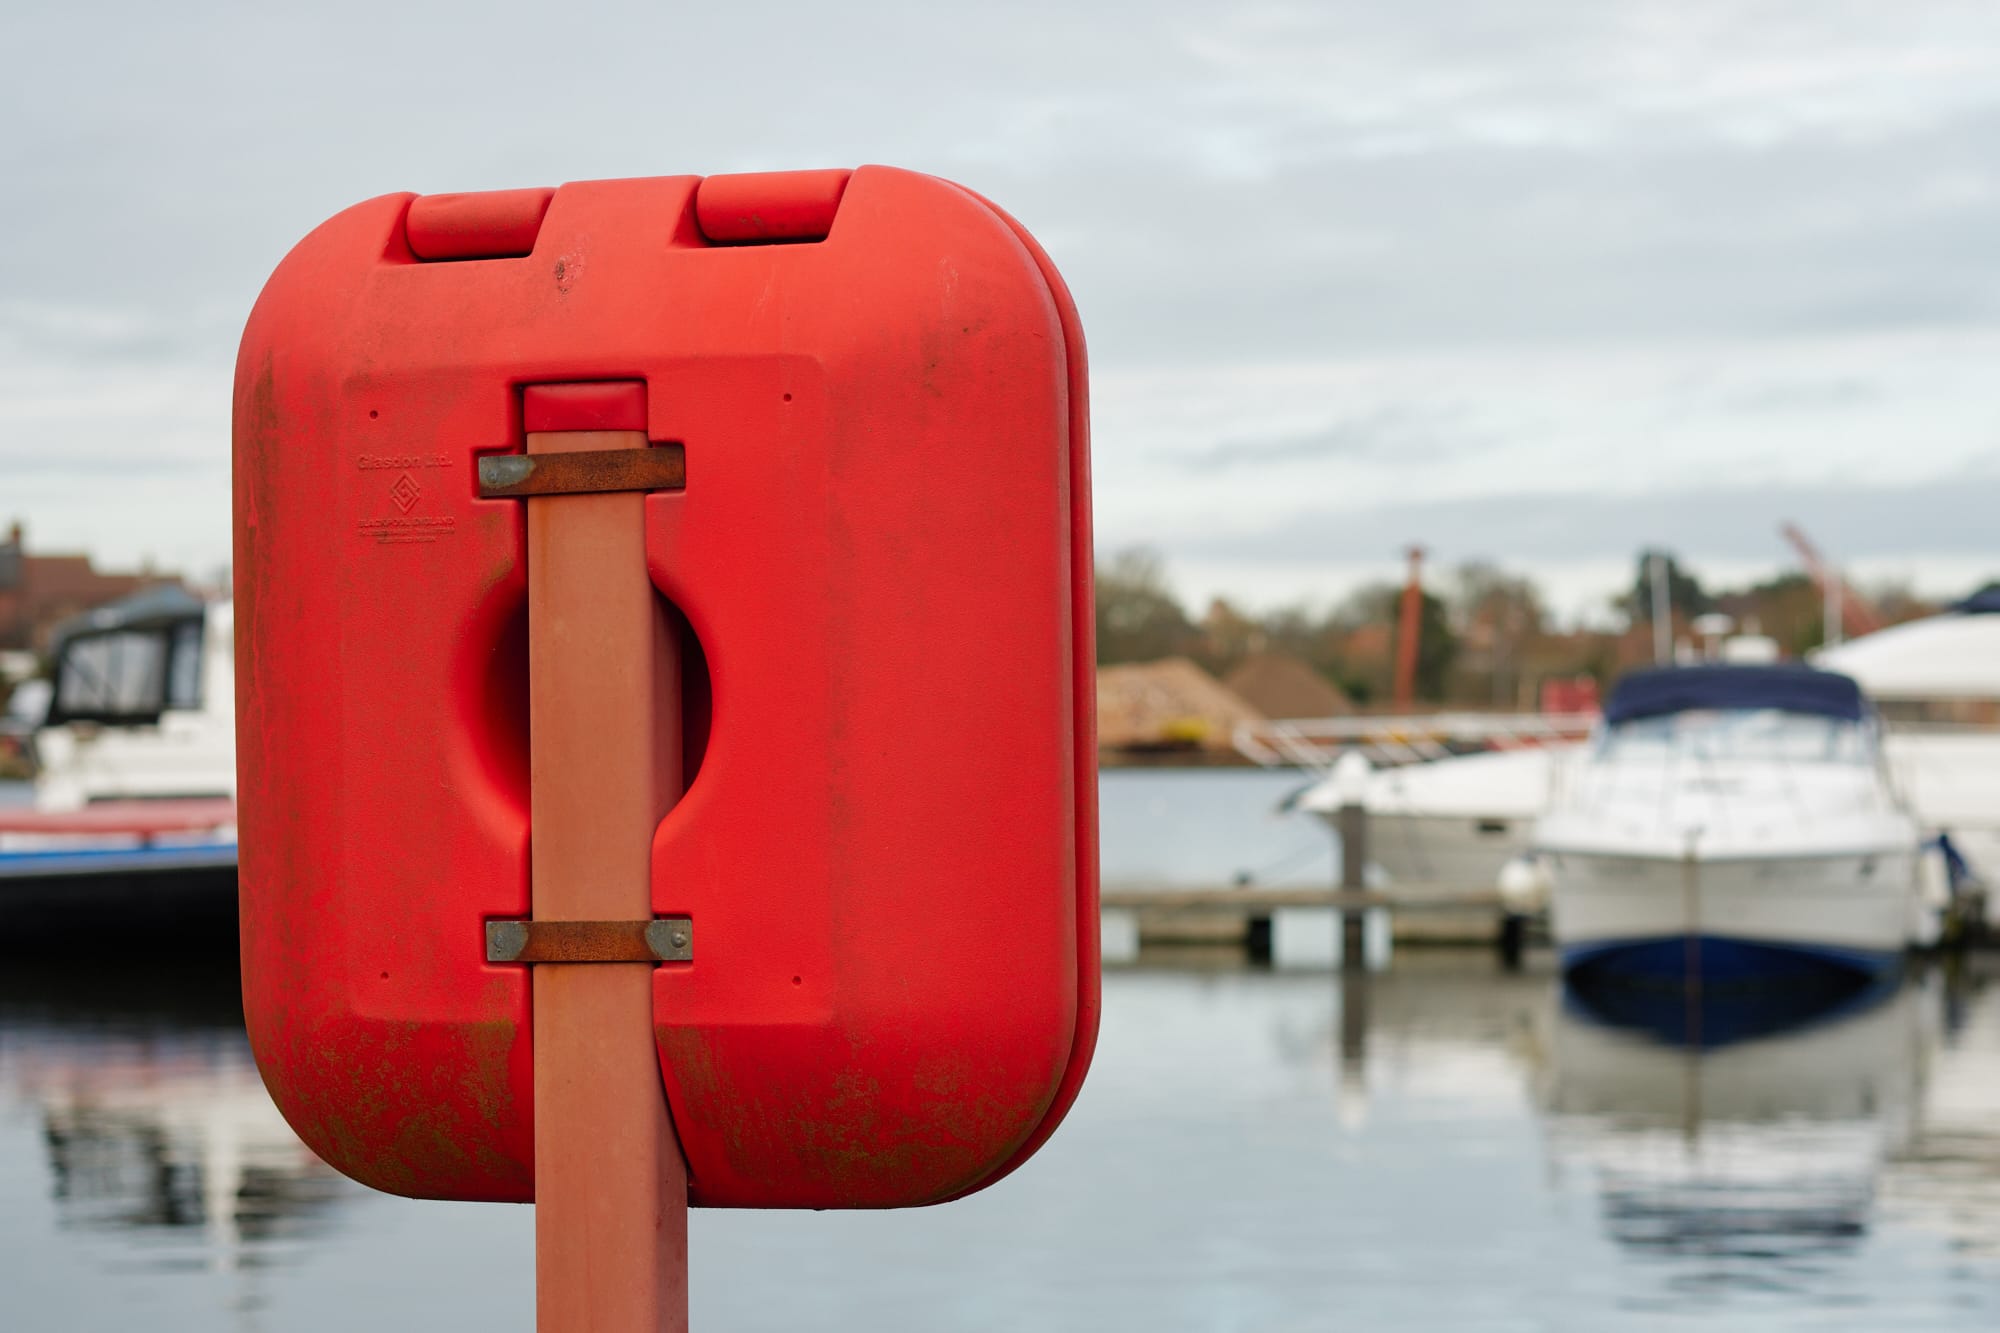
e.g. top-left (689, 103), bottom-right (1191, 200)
top-left (485, 917), bottom-right (693, 964)
top-left (478, 446), bottom-right (687, 498)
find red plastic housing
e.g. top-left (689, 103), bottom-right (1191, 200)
top-left (233, 168), bottom-right (1096, 1208)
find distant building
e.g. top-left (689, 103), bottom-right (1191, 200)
top-left (1223, 650), bottom-right (1351, 720)
top-left (0, 520), bottom-right (189, 655)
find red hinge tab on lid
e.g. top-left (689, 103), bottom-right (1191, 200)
top-left (522, 381), bottom-right (648, 434)
top-left (406, 188), bottom-right (555, 261)
top-left (695, 169), bottom-right (851, 245)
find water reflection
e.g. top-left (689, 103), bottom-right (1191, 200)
top-left (1883, 966), bottom-right (2000, 1269)
top-left (0, 958), bottom-right (343, 1286)
top-left (2, 939), bottom-right (1998, 1329)
top-left (1242, 953), bottom-right (2000, 1322)
top-left (1531, 974), bottom-right (1933, 1295)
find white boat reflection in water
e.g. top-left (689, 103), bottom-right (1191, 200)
top-left (1531, 973), bottom-right (1936, 1279)
top-left (0, 965), bottom-right (342, 1283)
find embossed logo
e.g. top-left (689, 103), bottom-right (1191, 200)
top-left (389, 473), bottom-right (422, 513)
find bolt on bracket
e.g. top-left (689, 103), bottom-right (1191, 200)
top-left (477, 446), bottom-right (686, 498)
top-left (485, 917), bottom-right (693, 964)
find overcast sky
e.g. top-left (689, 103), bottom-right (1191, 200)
top-left (7, 0), bottom-right (2000, 622)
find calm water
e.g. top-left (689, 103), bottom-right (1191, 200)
top-left (4, 772), bottom-right (2000, 1331)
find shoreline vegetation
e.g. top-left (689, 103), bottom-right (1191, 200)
top-left (1093, 545), bottom-right (1973, 762)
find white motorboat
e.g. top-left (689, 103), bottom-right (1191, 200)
top-left (1276, 598), bottom-right (2000, 911)
top-left (1291, 744), bottom-right (1563, 888)
top-left (1534, 664), bottom-right (1925, 981)
top-left (1813, 587), bottom-right (2000, 723)
top-left (29, 588), bottom-right (235, 811)
top-left (1272, 602), bottom-right (2000, 937)
top-left (1817, 592), bottom-right (2000, 905)
top-left (0, 590), bottom-right (235, 896)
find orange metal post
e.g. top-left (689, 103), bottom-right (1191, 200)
top-left (1391, 545), bottom-right (1426, 712)
top-left (527, 426), bottom-right (688, 1333)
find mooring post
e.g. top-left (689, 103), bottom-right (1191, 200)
top-left (1681, 832), bottom-right (1703, 1049)
top-left (1333, 751), bottom-right (1371, 972)
top-left (1339, 969), bottom-right (1370, 1071)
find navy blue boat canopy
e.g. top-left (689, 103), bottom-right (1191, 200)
top-left (1604, 665), bottom-right (1867, 725)
top-left (1953, 583), bottom-right (2000, 615)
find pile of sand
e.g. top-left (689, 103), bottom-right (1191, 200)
top-left (1096, 657), bottom-right (1263, 751)
top-left (1223, 651), bottom-right (1351, 721)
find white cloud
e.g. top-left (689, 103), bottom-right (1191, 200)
top-left (1092, 330), bottom-right (2000, 566)
top-left (1169, 1), bottom-right (2000, 156)
top-left (5, 0), bottom-right (2000, 610)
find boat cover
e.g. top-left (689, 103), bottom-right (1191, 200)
top-left (1604, 664), bottom-right (1866, 725)
top-left (1952, 584), bottom-right (2000, 615)
top-left (48, 585), bottom-right (205, 646)
top-left (1813, 609), bottom-right (2000, 699)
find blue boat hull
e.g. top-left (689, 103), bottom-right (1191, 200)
top-left (1561, 933), bottom-right (1901, 985)
top-left (0, 841), bottom-right (239, 948)
top-left (1562, 964), bottom-right (1899, 1047)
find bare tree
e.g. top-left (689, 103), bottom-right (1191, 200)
top-left (1094, 547), bottom-right (1196, 664)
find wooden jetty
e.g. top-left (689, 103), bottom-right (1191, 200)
top-left (1100, 883), bottom-right (1518, 968)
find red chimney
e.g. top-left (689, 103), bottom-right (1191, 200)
top-left (1392, 545), bottom-right (1426, 711)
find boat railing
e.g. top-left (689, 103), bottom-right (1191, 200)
top-left (1232, 712), bottom-right (1600, 773)
top-left (0, 798), bottom-right (236, 839)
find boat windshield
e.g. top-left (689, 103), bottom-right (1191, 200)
top-left (1598, 708), bottom-right (1872, 764)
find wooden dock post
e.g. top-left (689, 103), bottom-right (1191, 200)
top-left (1334, 752), bottom-right (1372, 972)
top-left (1340, 970), bottom-right (1369, 1069)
